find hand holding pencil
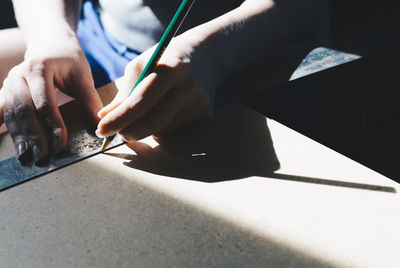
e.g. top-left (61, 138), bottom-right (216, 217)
top-left (95, 0), bottom-right (215, 148)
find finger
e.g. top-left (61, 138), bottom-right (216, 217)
top-left (3, 86), bottom-right (30, 162)
top-left (98, 66), bottom-right (180, 136)
top-left (118, 82), bottom-right (208, 142)
top-left (13, 77), bottom-right (49, 164)
top-left (6, 77), bottom-right (49, 164)
top-left (27, 70), bottom-right (67, 154)
top-left (97, 89), bottom-right (126, 119)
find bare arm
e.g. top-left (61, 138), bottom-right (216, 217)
top-left (12, 0), bottom-right (81, 44)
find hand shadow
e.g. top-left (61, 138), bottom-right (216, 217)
top-left (105, 103), bottom-right (280, 183)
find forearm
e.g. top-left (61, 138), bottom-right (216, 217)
top-left (12, 0), bottom-right (81, 46)
top-left (181, 0), bottom-right (328, 87)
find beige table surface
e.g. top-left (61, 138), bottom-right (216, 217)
top-left (0, 85), bottom-right (399, 267)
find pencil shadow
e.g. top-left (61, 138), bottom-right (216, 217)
top-left (263, 173), bottom-right (396, 193)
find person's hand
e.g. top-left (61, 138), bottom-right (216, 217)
top-left (96, 35), bottom-right (216, 142)
top-left (0, 34), bottom-right (102, 164)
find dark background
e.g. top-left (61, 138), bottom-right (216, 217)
top-left (330, 0), bottom-right (399, 38)
top-left (0, 1), bottom-right (16, 29)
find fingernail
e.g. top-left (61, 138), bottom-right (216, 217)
top-left (17, 141), bottom-right (27, 156)
top-left (95, 129), bottom-right (104, 138)
top-left (32, 144), bottom-right (46, 165)
top-left (17, 142), bottom-right (30, 163)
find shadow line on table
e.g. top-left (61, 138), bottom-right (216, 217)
top-left (266, 172), bottom-right (397, 193)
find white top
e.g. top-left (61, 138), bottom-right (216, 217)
top-left (98, 0), bottom-right (242, 52)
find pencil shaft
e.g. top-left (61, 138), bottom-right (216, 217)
top-left (129, 0), bottom-right (196, 94)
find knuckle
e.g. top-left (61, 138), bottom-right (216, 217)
top-left (156, 62), bottom-right (174, 74)
top-left (126, 97), bottom-right (142, 111)
top-left (13, 135), bottom-right (26, 145)
top-left (125, 59), bottom-right (144, 76)
top-left (170, 58), bottom-right (186, 70)
top-left (34, 98), bottom-right (59, 129)
top-left (2, 77), bottom-right (12, 88)
top-left (124, 61), bottom-right (134, 72)
top-left (7, 65), bottom-right (21, 77)
top-left (52, 126), bottom-right (67, 148)
top-left (14, 100), bottom-right (31, 119)
top-left (52, 126), bottom-right (64, 138)
top-left (3, 107), bottom-right (14, 123)
top-left (4, 66), bottom-right (22, 84)
top-left (26, 58), bottom-right (50, 76)
top-left (36, 104), bottom-right (59, 130)
top-left (99, 121), bottom-right (115, 134)
top-left (28, 135), bottom-right (43, 147)
top-left (157, 59), bottom-right (188, 81)
top-left (44, 117), bottom-right (61, 133)
top-left (35, 97), bottom-right (51, 114)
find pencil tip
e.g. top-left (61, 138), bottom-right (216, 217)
top-left (100, 138), bottom-right (112, 151)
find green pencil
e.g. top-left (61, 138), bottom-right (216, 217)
top-left (101, 0), bottom-right (196, 151)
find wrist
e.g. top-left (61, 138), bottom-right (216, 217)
top-left (24, 27), bottom-right (81, 60)
top-left (24, 22), bottom-right (77, 49)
